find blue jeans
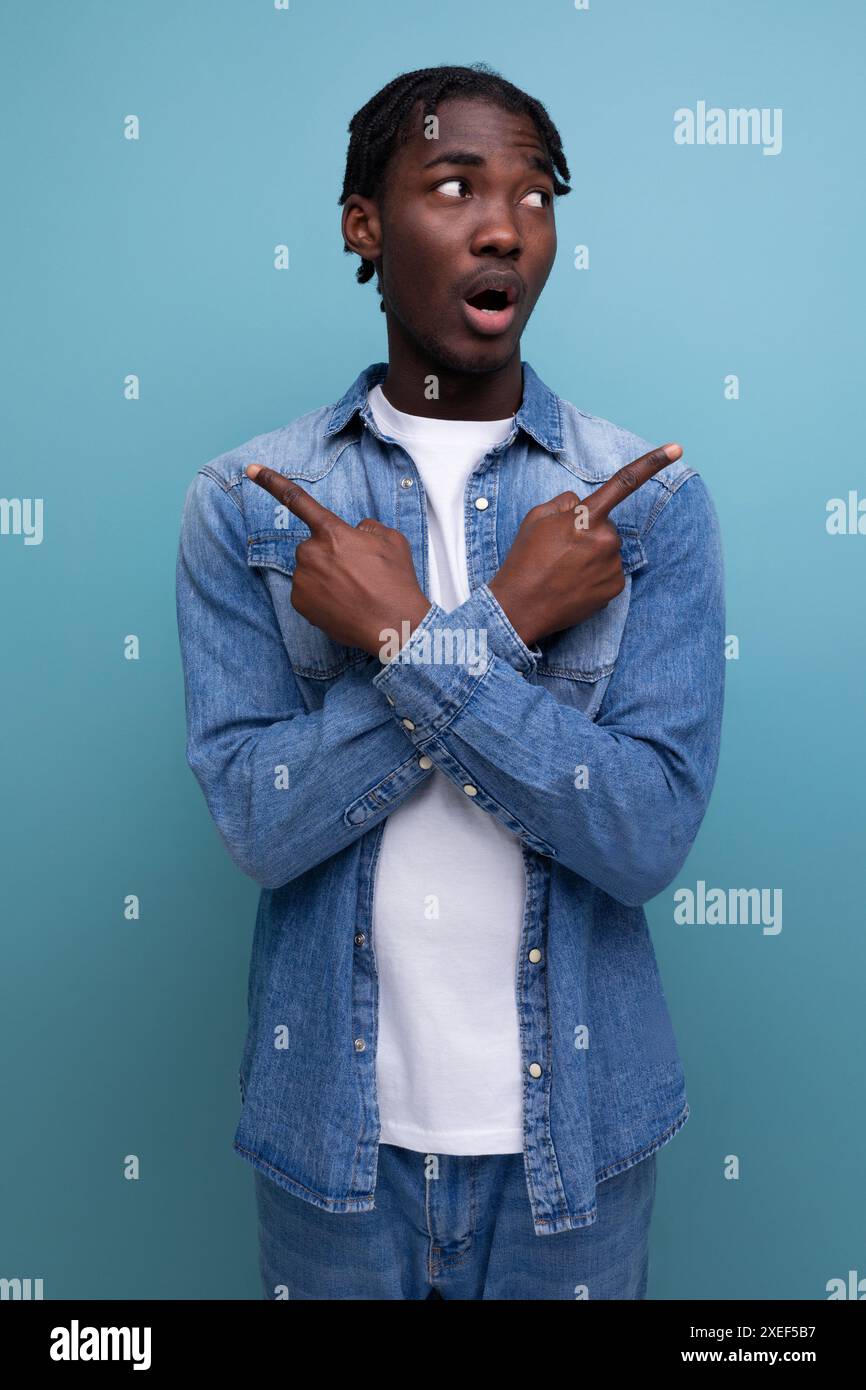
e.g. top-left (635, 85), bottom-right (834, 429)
top-left (254, 1145), bottom-right (657, 1300)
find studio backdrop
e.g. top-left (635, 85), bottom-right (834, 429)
top-left (2, 0), bottom-right (863, 1299)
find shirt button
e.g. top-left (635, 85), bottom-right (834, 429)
top-left (418, 755), bottom-right (433, 769)
top-left (401, 717), bottom-right (416, 731)
top-left (528, 948), bottom-right (542, 963)
top-left (354, 1038), bottom-right (366, 1052)
top-left (463, 784), bottom-right (478, 797)
top-left (354, 933), bottom-right (366, 947)
top-left (400, 476), bottom-right (414, 489)
top-left (474, 496), bottom-right (489, 510)
top-left (528, 1062), bottom-right (543, 1079)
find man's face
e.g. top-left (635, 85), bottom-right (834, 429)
top-left (362, 96), bottom-right (558, 373)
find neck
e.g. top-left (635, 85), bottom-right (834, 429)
top-left (379, 321), bottom-right (522, 420)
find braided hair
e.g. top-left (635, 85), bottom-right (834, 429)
top-left (338, 63), bottom-right (572, 309)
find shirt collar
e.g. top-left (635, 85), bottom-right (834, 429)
top-left (324, 359), bottom-right (563, 454)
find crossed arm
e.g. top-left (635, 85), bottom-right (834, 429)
top-left (176, 455), bottom-right (724, 904)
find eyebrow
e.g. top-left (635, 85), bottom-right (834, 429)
top-left (421, 148), bottom-right (555, 180)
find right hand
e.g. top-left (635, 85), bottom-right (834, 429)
top-left (488, 443), bottom-right (683, 647)
top-left (244, 465), bottom-right (431, 657)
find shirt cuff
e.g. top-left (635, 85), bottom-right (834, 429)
top-left (371, 584), bottom-right (540, 741)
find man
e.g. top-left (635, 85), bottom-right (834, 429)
top-left (175, 63), bottom-right (725, 1301)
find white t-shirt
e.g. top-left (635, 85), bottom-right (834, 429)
top-left (366, 382), bottom-right (526, 1155)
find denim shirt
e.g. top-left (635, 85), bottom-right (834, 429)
top-left (175, 359), bottom-right (725, 1236)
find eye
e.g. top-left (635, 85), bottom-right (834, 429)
top-left (434, 177), bottom-right (471, 198)
top-left (433, 179), bottom-right (552, 207)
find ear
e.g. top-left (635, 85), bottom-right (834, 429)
top-left (341, 195), bottom-right (383, 262)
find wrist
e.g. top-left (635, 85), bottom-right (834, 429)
top-left (368, 591), bottom-right (432, 660)
top-left (488, 576), bottom-right (538, 649)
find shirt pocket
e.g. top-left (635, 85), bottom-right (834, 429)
top-left (246, 529), bottom-right (370, 680)
top-left (533, 528), bottom-right (646, 718)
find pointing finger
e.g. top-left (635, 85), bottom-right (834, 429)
top-left (245, 464), bottom-right (346, 532)
top-left (583, 444), bottom-right (682, 521)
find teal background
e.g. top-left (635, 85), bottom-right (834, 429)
top-left (1, 0), bottom-right (863, 1299)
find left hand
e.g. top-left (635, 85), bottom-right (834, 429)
top-left (245, 464), bottom-right (431, 658)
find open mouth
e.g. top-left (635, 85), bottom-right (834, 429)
top-left (464, 288), bottom-right (510, 313)
top-left (461, 285), bottom-right (518, 336)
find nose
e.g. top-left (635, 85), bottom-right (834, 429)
top-left (468, 197), bottom-right (523, 259)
